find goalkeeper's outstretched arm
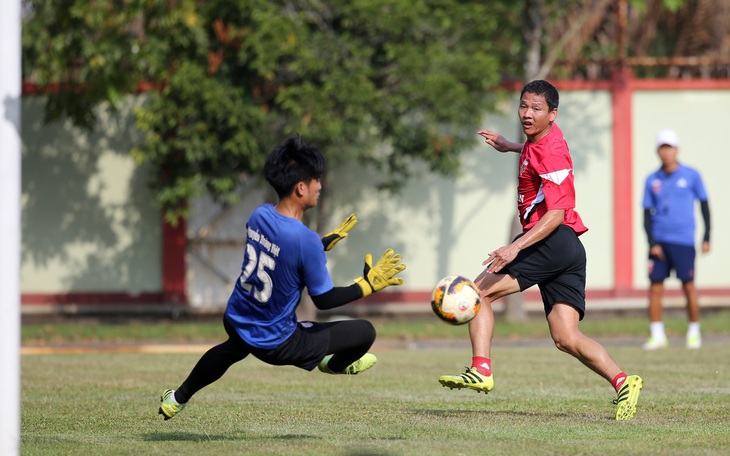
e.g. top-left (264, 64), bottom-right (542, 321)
top-left (311, 284), bottom-right (363, 310)
top-left (310, 248), bottom-right (407, 310)
top-left (354, 248), bottom-right (406, 297)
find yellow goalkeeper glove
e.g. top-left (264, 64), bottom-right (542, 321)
top-left (321, 214), bottom-right (358, 251)
top-left (355, 248), bottom-right (406, 297)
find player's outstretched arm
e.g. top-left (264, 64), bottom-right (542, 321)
top-left (477, 130), bottom-right (522, 153)
top-left (321, 214), bottom-right (358, 251)
top-left (310, 285), bottom-right (362, 310)
top-left (355, 248), bottom-right (406, 297)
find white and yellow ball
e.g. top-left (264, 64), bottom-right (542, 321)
top-left (430, 275), bottom-right (481, 325)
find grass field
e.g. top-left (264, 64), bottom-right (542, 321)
top-left (20, 309), bottom-right (730, 345)
top-left (21, 313), bottom-right (730, 455)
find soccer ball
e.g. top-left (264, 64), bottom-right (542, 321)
top-left (430, 275), bottom-right (481, 325)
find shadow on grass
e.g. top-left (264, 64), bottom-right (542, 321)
top-left (142, 432), bottom-right (240, 442)
top-left (272, 434), bottom-right (322, 440)
top-left (141, 432), bottom-right (323, 442)
top-left (411, 408), bottom-right (591, 419)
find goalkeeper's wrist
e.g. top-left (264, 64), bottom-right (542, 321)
top-left (355, 277), bottom-right (373, 297)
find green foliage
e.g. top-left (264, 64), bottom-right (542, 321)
top-left (23, 0), bottom-right (520, 222)
top-left (660, 0), bottom-right (687, 12)
top-left (22, 0), bottom-right (145, 128)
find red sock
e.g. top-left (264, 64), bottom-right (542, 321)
top-left (612, 372), bottom-right (627, 392)
top-left (471, 356), bottom-right (491, 376)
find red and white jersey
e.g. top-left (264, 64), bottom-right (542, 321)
top-left (517, 123), bottom-right (588, 235)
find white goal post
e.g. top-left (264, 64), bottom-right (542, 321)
top-left (0, 1), bottom-right (21, 455)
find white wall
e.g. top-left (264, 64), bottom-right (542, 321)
top-left (21, 98), bottom-right (161, 294)
top-left (187, 91), bottom-right (619, 306)
top-left (324, 91), bottom-right (616, 292)
top-left (556, 90), bottom-right (615, 289)
top-left (21, 88), bottom-right (729, 308)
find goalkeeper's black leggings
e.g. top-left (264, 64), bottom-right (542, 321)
top-left (174, 317), bottom-right (376, 404)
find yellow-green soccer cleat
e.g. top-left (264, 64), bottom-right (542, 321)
top-left (158, 389), bottom-right (186, 421)
top-left (642, 336), bottom-right (668, 350)
top-left (613, 375), bottom-right (643, 420)
top-left (439, 367), bottom-right (494, 394)
top-left (686, 333), bottom-right (702, 349)
top-left (318, 353), bottom-right (377, 375)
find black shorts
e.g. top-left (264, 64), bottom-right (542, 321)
top-left (500, 225), bottom-right (587, 320)
top-left (224, 317), bottom-right (330, 371)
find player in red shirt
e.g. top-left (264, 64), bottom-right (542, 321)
top-left (438, 80), bottom-right (643, 420)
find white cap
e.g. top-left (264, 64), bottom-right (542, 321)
top-left (655, 128), bottom-right (679, 148)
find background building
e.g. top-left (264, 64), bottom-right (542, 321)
top-left (20, 75), bottom-right (730, 317)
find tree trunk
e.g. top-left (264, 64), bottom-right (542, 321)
top-left (499, 0), bottom-right (545, 323)
top-left (503, 215), bottom-right (528, 321)
top-left (523, 0), bottom-right (543, 81)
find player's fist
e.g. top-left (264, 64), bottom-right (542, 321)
top-left (321, 214), bottom-right (358, 251)
top-left (355, 248), bottom-right (406, 297)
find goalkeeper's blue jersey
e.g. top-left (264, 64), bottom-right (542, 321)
top-left (225, 204), bottom-right (333, 349)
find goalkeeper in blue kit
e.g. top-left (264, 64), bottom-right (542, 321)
top-left (159, 135), bottom-right (406, 420)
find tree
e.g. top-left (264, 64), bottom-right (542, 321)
top-left (23, 0), bottom-right (527, 318)
top-left (24, 0), bottom-right (724, 225)
top-left (22, 0), bottom-right (522, 226)
top-left (529, 0), bottom-right (730, 80)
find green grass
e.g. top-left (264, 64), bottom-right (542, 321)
top-left (22, 344), bottom-right (730, 455)
top-left (21, 309), bottom-right (730, 344)
top-left (21, 312), bottom-right (730, 455)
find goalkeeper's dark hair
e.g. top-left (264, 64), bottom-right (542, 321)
top-left (264, 134), bottom-right (326, 199)
top-left (521, 79), bottom-right (559, 112)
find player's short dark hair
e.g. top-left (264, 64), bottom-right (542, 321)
top-left (264, 134), bottom-right (326, 198)
top-left (521, 80), bottom-right (559, 112)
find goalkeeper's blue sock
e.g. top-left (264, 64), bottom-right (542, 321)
top-left (471, 356), bottom-right (491, 376)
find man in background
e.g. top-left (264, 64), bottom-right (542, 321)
top-left (642, 128), bottom-right (711, 350)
